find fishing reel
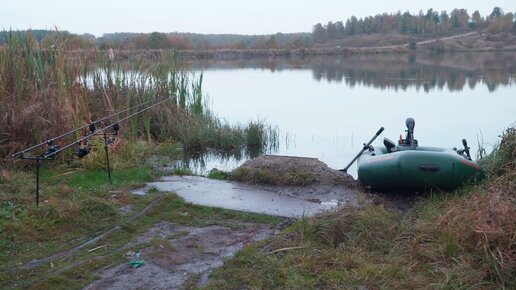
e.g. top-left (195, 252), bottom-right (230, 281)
top-left (75, 122), bottom-right (121, 158)
top-left (42, 145), bottom-right (61, 159)
top-left (89, 122), bottom-right (96, 134)
top-left (76, 146), bottom-right (90, 158)
top-left (112, 122), bottom-right (120, 135)
top-left (105, 122), bottom-right (120, 145)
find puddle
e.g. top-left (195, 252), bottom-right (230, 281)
top-left (133, 176), bottom-right (351, 218)
top-left (320, 199), bottom-right (339, 207)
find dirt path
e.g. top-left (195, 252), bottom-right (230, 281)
top-left (367, 31), bottom-right (480, 49)
top-left (415, 31), bottom-right (479, 46)
top-left (85, 221), bottom-right (280, 289)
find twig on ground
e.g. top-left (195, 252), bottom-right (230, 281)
top-left (266, 246), bottom-right (304, 255)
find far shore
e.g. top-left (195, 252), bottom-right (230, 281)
top-left (107, 31), bottom-right (516, 60)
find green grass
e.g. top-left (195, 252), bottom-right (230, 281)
top-left (1, 127), bottom-right (513, 289)
top-left (0, 136), bottom-right (282, 289)
top-left (0, 169), bottom-right (281, 289)
top-left (65, 167), bottom-right (154, 191)
top-left (207, 168), bottom-right (231, 180)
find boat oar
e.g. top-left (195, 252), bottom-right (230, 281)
top-left (339, 127), bottom-right (384, 172)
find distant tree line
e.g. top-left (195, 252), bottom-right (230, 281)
top-left (312, 7), bottom-right (516, 42)
top-left (0, 30), bottom-right (95, 49)
top-left (97, 32), bottom-right (311, 50)
top-left (0, 30), bottom-right (312, 50)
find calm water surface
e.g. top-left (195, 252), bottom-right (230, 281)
top-left (185, 53), bottom-right (516, 177)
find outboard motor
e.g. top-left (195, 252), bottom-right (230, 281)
top-left (405, 117), bottom-right (417, 149)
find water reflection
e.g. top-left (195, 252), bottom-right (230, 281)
top-left (172, 146), bottom-right (273, 175)
top-left (186, 52), bottom-right (516, 92)
top-left (185, 52), bottom-right (516, 178)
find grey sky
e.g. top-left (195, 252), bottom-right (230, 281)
top-left (2, 1), bottom-right (515, 36)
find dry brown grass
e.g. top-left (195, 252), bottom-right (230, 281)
top-left (208, 127), bottom-right (516, 289)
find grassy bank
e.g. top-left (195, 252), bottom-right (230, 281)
top-left (0, 140), bottom-right (282, 289)
top-left (207, 127), bottom-right (515, 289)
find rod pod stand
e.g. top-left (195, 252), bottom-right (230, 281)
top-left (103, 131), bottom-right (112, 184)
top-left (21, 155), bottom-right (50, 207)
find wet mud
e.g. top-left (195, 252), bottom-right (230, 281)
top-left (85, 221), bottom-right (277, 289)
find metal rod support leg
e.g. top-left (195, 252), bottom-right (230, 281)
top-left (35, 157), bottom-right (41, 207)
top-left (104, 132), bottom-right (112, 184)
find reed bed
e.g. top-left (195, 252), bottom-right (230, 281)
top-left (0, 31), bottom-right (277, 165)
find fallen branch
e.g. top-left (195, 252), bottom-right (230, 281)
top-left (88, 244), bottom-right (108, 253)
top-left (266, 246), bottom-right (304, 255)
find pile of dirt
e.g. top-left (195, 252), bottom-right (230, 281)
top-left (232, 155), bottom-right (359, 188)
top-left (232, 155), bottom-right (420, 212)
top-left (228, 155), bottom-right (361, 205)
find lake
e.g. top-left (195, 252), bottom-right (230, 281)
top-left (184, 52), bottom-right (516, 177)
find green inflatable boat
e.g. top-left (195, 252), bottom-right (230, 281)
top-left (356, 118), bottom-right (485, 191)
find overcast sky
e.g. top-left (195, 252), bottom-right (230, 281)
top-left (2, 1), bottom-right (515, 36)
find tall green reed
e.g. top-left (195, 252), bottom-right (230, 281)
top-left (0, 31), bottom-right (278, 162)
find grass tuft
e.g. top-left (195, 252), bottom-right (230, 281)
top-left (207, 168), bottom-right (231, 180)
top-left (230, 167), bottom-right (318, 186)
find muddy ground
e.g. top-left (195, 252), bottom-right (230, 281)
top-left (86, 155), bottom-right (416, 289)
top-left (85, 221), bottom-right (284, 289)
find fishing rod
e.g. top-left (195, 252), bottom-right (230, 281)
top-left (11, 97), bottom-right (165, 159)
top-left (42, 97), bottom-right (172, 159)
top-left (17, 96), bottom-right (173, 207)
